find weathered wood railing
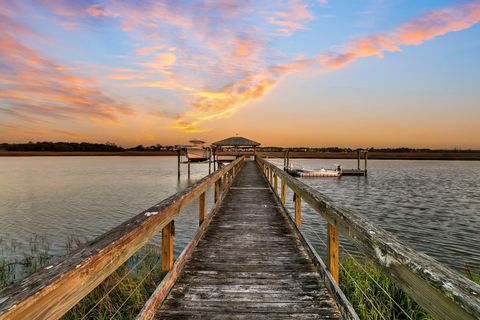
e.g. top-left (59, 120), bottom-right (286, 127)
top-left (0, 156), bottom-right (245, 320)
top-left (257, 156), bottom-right (480, 320)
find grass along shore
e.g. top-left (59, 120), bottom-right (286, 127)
top-left (1, 237), bottom-right (479, 319)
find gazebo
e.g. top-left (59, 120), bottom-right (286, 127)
top-left (211, 136), bottom-right (260, 167)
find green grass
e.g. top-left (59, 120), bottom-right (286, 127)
top-left (339, 257), bottom-right (432, 319)
top-left (1, 237), bottom-right (479, 319)
top-left (0, 236), bottom-right (164, 319)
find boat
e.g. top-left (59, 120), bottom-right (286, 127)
top-left (287, 165), bottom-right (342, 177)
top-left (185, 139), bottom-right (211, 162)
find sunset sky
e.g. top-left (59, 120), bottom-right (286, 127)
top-left (1, 0), bottom-right (479, 148)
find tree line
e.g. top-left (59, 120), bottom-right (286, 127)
top-left (0, 142), bottom-right (477, 153)
top-left (0, 142), bottom-right (176, 152)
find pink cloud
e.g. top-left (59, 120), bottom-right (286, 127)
top-left (320, 1), bottom-right (480, 69)
top-left (267, 0), bottom-right (314, 35)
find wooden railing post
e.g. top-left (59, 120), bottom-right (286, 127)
top-left (274, 173), bottom-right (278, 193)
top-left (214, 179), bottom-right (220, 202)
top-left (161, 220), bottom-right (174, 272)
top-left (327, 223), bottom-right (339, 283)
top-left (199, 192), bottom-right (205, 226)
top-left (294, 193), bottom-right (301, 227)
top-left (281, 177), bottom-right (286, 204)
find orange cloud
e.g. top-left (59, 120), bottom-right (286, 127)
top-left (0, 7), bottom-right (134, 126)
top-left (320, 1), bottom-right (480, 69)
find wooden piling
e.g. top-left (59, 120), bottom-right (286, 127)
top-left (357, 150), bottom-right (360, 170)
top-left (161, 221), bottom-right (174, 272)
top-left (327, 224), bottom-right (339, 283)
top-left (274, 174), bottom-right (278, 192)
top-left (364, 151), bottom-right (368, 174)
top-left (199, 192), bottom-right (205, 226)
top-left (281, 177), bottom-right (286, 204)
top-left (177, 149), bottom-right (181, 179)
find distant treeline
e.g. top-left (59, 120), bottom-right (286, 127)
top-left (258, 147), bottom-right (480, 153)
top-left (0, 142), bottom-right (478, 153)
top-left (0, 142), bottom-right (176, 152)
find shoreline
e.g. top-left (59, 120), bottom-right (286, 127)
top-left (1, 150), bottom-right (479, 160)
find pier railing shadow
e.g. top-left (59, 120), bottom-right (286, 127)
top-left (0, 157), bottom-right (246, 320)
top-left (257, 156), bottom-right (480, 320)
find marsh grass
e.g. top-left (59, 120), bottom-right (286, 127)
top-left (0, 236), bottom-right (164, 319)
top-left (339, 257), bottom-right (432, 319)
top-left (1, 237), bottom-right (479, 319)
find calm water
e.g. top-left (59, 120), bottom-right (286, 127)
top-left (0, 157), bottom-right (479, 274)
top-left (274, 158), bottom-right (480, 273)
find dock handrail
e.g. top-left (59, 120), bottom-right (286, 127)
top-left (0, 156), bottom-right (245, 320)
top-left (257, 156), bottom-right (480, 320)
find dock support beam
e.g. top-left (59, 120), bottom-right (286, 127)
top-left (161, 221), bottom-right (174, 272)
top-left (357, 150), bottom-right (360, 170)
top-left (187, 162), bottom-right (191, 179)
top-left (274, 174), bottom-right (278, 193)
top-left (327, 224), bottom-right (339, 283)
top-left (199, 192), bottom-right (205, 226)
top-left (281, 178), bottom-right (286, 204)
top-left (294, 193), bottom-right (301, 227)
top-left (177, 149), bottom-right (181, 179)
top-left (364, 151), bottom-right (368, 174)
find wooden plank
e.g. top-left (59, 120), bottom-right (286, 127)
top-left (154, 161), bottom-right (343, 320)
top-left (0, 157), bottom-right (245, 320)
top-left (136, 171), bottom-right (235, 320)
top-left (327, 224), bottom-right (339, 283)
top-left (257, 157), bottom-right (480, 320)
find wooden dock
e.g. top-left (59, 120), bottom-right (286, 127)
top-left (154, 161), bottom-right (344, 319)
top-left (1, 156), bottom-right (479, 320)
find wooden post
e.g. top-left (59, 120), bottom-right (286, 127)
top-left (327, 223), bottom-right (339, 283)
top-left (199, 192), bottom-right (205, 226)
top-left (214, 179), bottom-right (220, 202)
top-left (294, 193), bottom-right (301, 227)
top-left (274, 174), bottom-right (278, 193)
top-left (357, 150), bottom-right (360, 170)
top-left (364, 151), bottom-right (368, 174)
top-left (177, 149), bottom-right (181, 179)
top-left (161, 221), bottom-right (174, 272)
top-left (208, 149), bottom-right (211, 174)
top-left (187, 162), bottom-right (191, 179)
top-left (281, 177), bottom-right (286, 204)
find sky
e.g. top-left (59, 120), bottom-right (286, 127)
top-left (0, 0), bottom-right (479, 148)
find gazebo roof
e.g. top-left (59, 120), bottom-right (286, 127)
top-left (211, 136), bottom-right (260, 147)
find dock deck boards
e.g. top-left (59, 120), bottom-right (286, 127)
top-left (155, 161), bottom-right (343, 319)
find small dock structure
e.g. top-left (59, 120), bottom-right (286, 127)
top-left (211, 136), bottom-right (260, 170)
top-left (285, 149), bottom-right (368, 177)
top-left (1, 157), bottom-right (479, 320)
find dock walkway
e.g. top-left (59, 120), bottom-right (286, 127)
top-left (2, 157), bottom-right (477, 320)
top-left (155, 161), bottom-right (343, 319)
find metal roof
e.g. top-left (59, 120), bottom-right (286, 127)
top-left (211, 136), bottom-right (260, 147)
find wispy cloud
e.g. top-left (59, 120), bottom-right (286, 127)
top-left (267, 0), bottom-right (314, 35)
top-left (0, 3), bottom-right (134, 126)
top-left (2, 0), bottom-right (480, 137)
top-left (321, 1), bottom-right (480, 69)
